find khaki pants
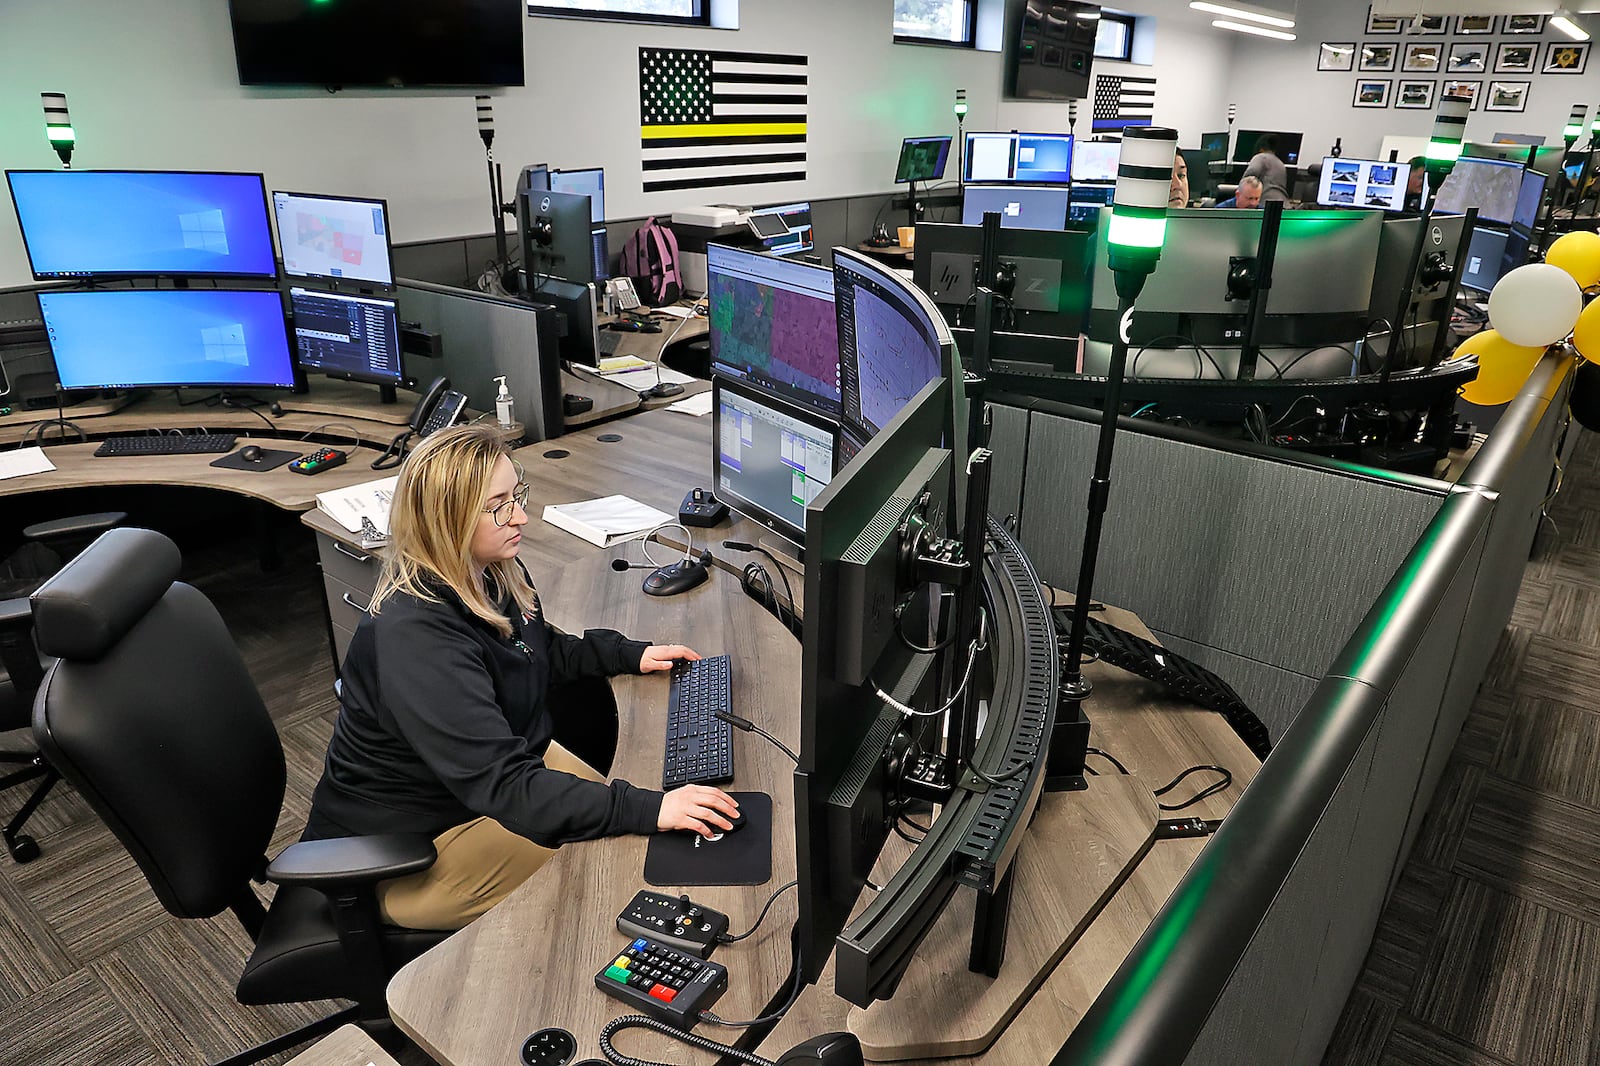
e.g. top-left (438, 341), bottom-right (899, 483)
top-left (376, 741), bottom-right (605, 930)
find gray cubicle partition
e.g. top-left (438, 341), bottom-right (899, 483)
top-left (395, 280), bottom-right (562, 442)
top-left (1048, 353), bottom-right (1575, 1065)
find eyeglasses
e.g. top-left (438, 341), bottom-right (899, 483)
top-left (483, 463), bottom-right (530, 526)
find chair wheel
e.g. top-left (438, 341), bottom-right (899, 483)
top-left (8, 835), bottom-right (40, 863)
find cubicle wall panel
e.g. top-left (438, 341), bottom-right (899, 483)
top-left (1151, 630), bottom-right (1318, 741)
top-left (1182, 731), bottom-right (1379, 1066)
top-left (986, 404), bottom-right (1029, 527)
top-left (393, 240), bottom-right (473, 289)
top-left (1019, 411), bottom-right (1446, 681)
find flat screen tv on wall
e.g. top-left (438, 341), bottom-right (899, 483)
top-left (228, 0), bottom-right (525, 89)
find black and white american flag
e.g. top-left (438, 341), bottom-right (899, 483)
top-left (1093, 74), bottom-right (1156, 133)
top-left (638, 47), bottom-right (808, 194)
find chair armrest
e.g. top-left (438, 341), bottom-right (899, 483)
top-left (266, 834), bottom-right (436, 889)
top-left (0, 597), bottom-right (31, 630)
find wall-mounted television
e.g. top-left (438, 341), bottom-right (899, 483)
top-left (227, 0), bottom-right (524, 88)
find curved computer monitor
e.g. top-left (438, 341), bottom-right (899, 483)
top-left (37, 289), bottom-right (295, 391)
top-left (7, 170), bottom-right (277, 281)
top-left (272, 190), bottom-right (395, 289)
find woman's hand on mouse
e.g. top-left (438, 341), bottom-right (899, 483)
top-left (658, 785), bottom-right (740, 836)
top-left (639, 645), bottom-right (701, 672)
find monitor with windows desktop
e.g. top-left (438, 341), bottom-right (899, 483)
top-left (289, 287), bottom-right (405, 393)
top-left (707, 243), bottom-right (839, 418)
top-left (963, 131), bottom-right (1074, 185)
top-left (896, 136), bottom-right (953, 183)
top-left (549, 167), bottom-right (610, 282)
top-left (961, 185), bottom-right (1071, 230)
top-left (272, 190), bottom-right (395, 289)
top-left (1232, 129), bottom-right (1303, 165)
top-left (6, 169), bottom-right (277, 280)
top-left (37, 289), bottom-right (295, 391)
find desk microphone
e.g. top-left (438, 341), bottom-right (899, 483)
top-left (610, 558), bottom-right (654, 571)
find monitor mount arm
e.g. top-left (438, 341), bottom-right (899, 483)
top-left (1234, 199), bottom-right (1284, 382)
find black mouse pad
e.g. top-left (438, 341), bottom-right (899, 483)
top-left (644, 791), bottom-right (771, 887)
top-left (209, 448), bottom-right (298, 473)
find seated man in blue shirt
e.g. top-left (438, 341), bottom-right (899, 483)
top-left (1213, 175), bottom-right (1263, 209)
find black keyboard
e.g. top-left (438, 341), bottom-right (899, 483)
top-left (598, 331), bottom-right (622, 356)
top-left (661, 655), bottom-right (734, 789)
top-left (94, 433), bottom-right (239, 457)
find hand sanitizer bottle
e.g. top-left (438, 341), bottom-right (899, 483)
top-left (494, 375), bottom-right (515, 430)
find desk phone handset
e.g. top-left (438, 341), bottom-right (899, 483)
top-left (372, 376), bottom-right (467, 469)
top-left (611, 276), bottom-right (643, 313)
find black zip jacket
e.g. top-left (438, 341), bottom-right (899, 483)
top-left (303, 578), bottom-right (661, 846)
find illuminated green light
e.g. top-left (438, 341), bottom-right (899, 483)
top-left (1108, 213), bottom-right (1167, 251)
top-left (954, 102), bottom-right (968, 117)
top-left (1426, 140), bottom-right (1462, 163)
top-left (1591, 115), bottom-right (1600, 131)
top-left (46, 125), bottom-right (74, 144)
top-left (1568, 123), bottom-right (1584, 139)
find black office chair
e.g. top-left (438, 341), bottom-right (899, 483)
top-left (0, 510), bottom-right (125, 861)
top-left (29, 527), bottom-right (449, 1065)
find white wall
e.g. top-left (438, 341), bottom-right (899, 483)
top-left (1222, 3), bottom-right (1600, 162)
top-left (0, 0), bottom-right (1003, 290)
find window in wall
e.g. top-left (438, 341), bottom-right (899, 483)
top-left (529, 0), bottom-right (708, 25)
top-left (1094, 14), bottom-right (1135, 61)
top-left (895, 0), bottom-right (979, 46)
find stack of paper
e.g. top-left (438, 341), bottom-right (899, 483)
top-left (542, 495), bottom-right (672, 548)
top-left (0, 447), bottom-right (54, 481)
top-left (316, 476), bottom-right (399, 536)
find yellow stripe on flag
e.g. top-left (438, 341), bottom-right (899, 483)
top-left (641, 122), bottom-right (807, 140)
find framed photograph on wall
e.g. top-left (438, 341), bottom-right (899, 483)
top-left (1396, 79), bottom-right (1436, 110)
top-left (1319, 42), bottom-right (1357, 72)
top-left (1504, 14), bottom-right (1546, 34)
top-left (1354, 79), bottom-right (1392, 108)
top-left (1403, 41), bottom-right (1444, 73)
top-left (1447, 42), bottom-right (1489, 74)
top-left (1484, 81), bottom-right (1530, 112)
top-left (1410, 14), bottom-right (1448, 34)
top-left (1494, 41), bottom-right (1538, 73)
top-left (1544, 41), bottom-right (1590, 74)
top-left (1455, 14), bottom-right (1496, 34)
top-left (1442, 80), bottom-right (1483, 110)
top-left (1366, 7), bottom-right (1403, 33)
top-left (1360, 42), bottom-right (1398, 72)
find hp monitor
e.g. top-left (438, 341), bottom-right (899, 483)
top-left (713, 375), bottom-right (838, 548)
top-left (272, 190), bottom-right (395, 289)
top-left (1316, 157), bottom-right (1411, 212)
top-left (707, 243), bottom-right (839, 416)
top-left (289, 287), bottom-right (404, 388)
top-left (7, 170), bottom-right (276, 281)
top-left (896, 136), bottom-right (953, 183)
top-left (37, 289), bottom-right (295, 391)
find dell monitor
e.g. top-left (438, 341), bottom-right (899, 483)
top-left (707, 243), bottom-right (840, 417)
top-left (549, 167), bottom-right (610, 282)
top-left (896, 136), bottom-right (953, 183)
top-left (1433, 156), bottom-right (1523, 225)
top-left (1070, 140), bottom-right (1120, 184)
top-left (712, 375), bottom-right (838, 549)
top-left (527, 277), bottom-right (602, 369)
top-left (519, 188), bottom-right (596, 288)
top-left (746, 202), bottom-right (815, 257)
top-left (289, 287), bottom-right (404, 396)
top-left (37, 289), bottom-right (295, 391)
top-left (961, 186), bottom-right (1071, 230)
top-left (1232, 129), bottom-right (1303, 165)
top-left (1459, 226), bottom-right (1513, 294)
top-left (962, 132), bottom-right (1074, 185)
top-left (6, 170), bottom-right (277, 281)
top-left (272, 190), bottom-right (395, 289)
top-left (1316, 157), bottom-right (1411, 212)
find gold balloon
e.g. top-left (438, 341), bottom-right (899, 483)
top-left (1574, 296), bottom-right (1600, 360)
top-left (1546, 231), bottom-right (1600, 289)
top-left (1455, 329), bottom-right (1544, 406)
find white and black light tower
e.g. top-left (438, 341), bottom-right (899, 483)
top-left (475, 95), bottom-right (512, 277)
top-left (954, 88), bottom-right (969, 193)
top-left (42, 93), bottom-right (74, 168)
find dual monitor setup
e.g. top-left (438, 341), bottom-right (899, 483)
top-left (6, 169), bottom-right (406, 402)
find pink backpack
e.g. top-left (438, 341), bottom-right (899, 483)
top-left (621, 218), bottom-right (682, 306)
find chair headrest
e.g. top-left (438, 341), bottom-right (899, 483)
top-left (31, 528), bottom-right (181, 660)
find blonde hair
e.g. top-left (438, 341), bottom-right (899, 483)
top-left (369, 423), bottom-right (535, 637)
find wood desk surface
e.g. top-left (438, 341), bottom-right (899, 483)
top-left (283, 1025), bottom-right (400, 1066)
top-left (562, 304), bottom-right (711, 427)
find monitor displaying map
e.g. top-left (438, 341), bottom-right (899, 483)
top-left (272, 190), bottom-right (394, 288)
top-left (833, 249), bottom-right (948, 438)
top-left (707, 243), bottom-right (840, 417)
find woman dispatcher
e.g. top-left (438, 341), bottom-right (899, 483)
top-left (301, 423), bottom-right (739, 930)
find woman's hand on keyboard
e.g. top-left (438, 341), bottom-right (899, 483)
top-left (658, 784), bottom-right (740, 836)
top-left (640, 644), bottom-right (702, 672)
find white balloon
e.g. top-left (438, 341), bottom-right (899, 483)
top-left (1488, 263), bottom-right (1583, 349)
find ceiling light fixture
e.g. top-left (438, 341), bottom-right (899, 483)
top-left (1211, 18), bottom-right (1297, 41)
top-left (1551, 10), bottom-right (1590, 40)
top-left (1190, 2), bottom-right (1294, 29)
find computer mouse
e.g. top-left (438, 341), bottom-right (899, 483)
top-left (642, 558), bottom-right (709, 597)
top-left (721, 807), bottom-right (747, 833)
top-left (239, 445), bottom-right (264, 463)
